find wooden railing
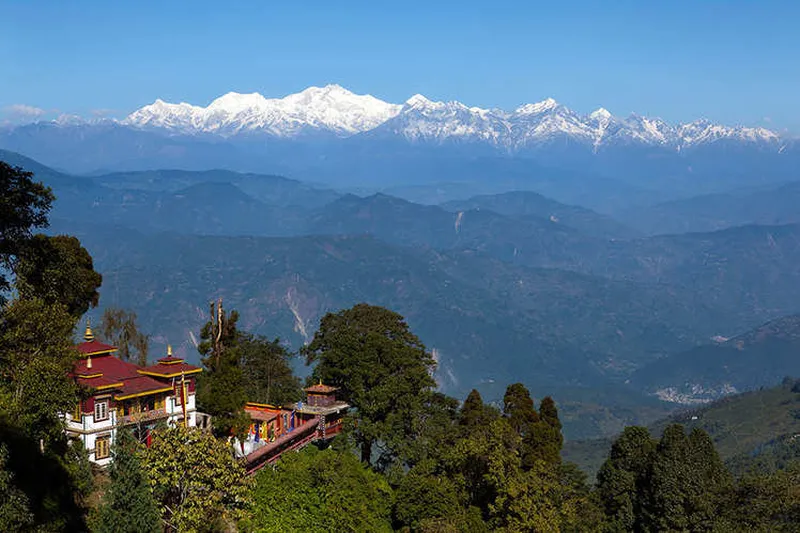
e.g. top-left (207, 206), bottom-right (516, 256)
top-left (119, 408), bottom-right (168, 425)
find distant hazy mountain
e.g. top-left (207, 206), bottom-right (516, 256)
top-left (441, 191), bottom-right (638, 239)
top-left (632, 315), bottom-right (800, 404)
top-left (619, 181), bottom-right (800, 235)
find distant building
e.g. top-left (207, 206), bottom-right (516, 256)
top-left (66, 322), bottom-right (206, 466)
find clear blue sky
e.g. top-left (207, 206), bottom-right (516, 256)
top-left (2, 0), bottom-right (798, 132)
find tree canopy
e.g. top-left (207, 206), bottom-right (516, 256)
top-left (0, 161), bottom-right (53, 297)
top-left (99, 307), bottom-right (150, 366)
top-left (303, 303), bottom-right (437, 467)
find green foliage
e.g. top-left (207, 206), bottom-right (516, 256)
top-left (250, 446), bottom-right (392, 533)
top-left (98, 307), bottom-right (150, 366)
top-left (0, 444), bottom-right (33, 531)
top-left (303, 303), bottom-right (437, 468)
top-left (503, 383), bottom-right (539, 434)
top-left (92, 429), bottom-right (160, 533)
top-left (720, 461), bottom-right (800, 531)
top-left (596, 426), bottom-right (657, 531)
top-left (0, 298), bottom-right (80, 447)
top-left (239, 333), bottom-right (301, 406)
top-left (196, 301), bottom-right (250, 439)
top-left (142, 425), bottom-right (251, 532)
top-left (15, 234), bottom-right (102, 318)
top-left (0, 161), bottom-right (53, 296)
top-left (642, 425), bottom-right (733, 531)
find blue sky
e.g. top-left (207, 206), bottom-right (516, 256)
top-left (2, 0), bottom-right (798, 132)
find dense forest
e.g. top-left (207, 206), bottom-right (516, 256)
top-left (2, 161), bottom-right (800, 531)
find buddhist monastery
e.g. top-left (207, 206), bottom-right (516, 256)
top-left (239, 381), bottom-right (350, 473)
top-left (67, 322), bottom-right (206, 465)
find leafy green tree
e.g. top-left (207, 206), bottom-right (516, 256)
top-left (721, 461), bottom-right (800, 531)
top-left (0, 161), bottom-right (53, 297)
top-left (15, 234), bottom-right (102, 318)
top-left (596, 426), bottom-right (657, 532)
top-left (0, 298), bottom-right (80, 447)
top-left (196, 300), bottom-right (249, 439)
top-left (143, 425), bottom-right (251, 532)
top-left (459, 389), bottom-right (495, 429)
top-left (250, 446), bottom-right (392, 533)
top-left (522, 396), bottom-right (563, 468)
top-left (98, 307), bottom-right (150, 366)
top-left (239, 332), bottom-right (301, 406)
top-left (642, 424), bottom-right (732, 532)
top-left (503, 383), bottom-right (539, 435)
top-left (394, 460), bottom-right (488, 532)
top-left (92, 429), bottom-right (160, 533)
top-left (303, 304), bottom-right (436, 467)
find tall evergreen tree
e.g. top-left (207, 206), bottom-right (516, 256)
top-left (239, 333), bottom-right (301, 406)
top-left (196, 300), bottom-right (249, 439)
top-left (502, 383), bottom-right (538, 435)
top-left (596, 426), bottom-right (657, 532)
top-left (92, 429), bottom-right (160, 533)
top-left (522, 396), bottom-right (563, 467)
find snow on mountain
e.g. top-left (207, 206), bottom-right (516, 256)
top-left (372, 95), bottom-right (510, 144)
top-left (125, 84), bottom-right (402, 137)
top-left (89, 84), bottom-right (787, 149)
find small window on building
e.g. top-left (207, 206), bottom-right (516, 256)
top-left (95, 435), bottom-right (111, 459)
top-left (95, 400), bottom-right (109, 421)
top-left (72, 402), bottom-right (82, 421)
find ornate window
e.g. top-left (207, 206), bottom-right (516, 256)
top-left (95, 435), bottom-right (111, 459)
top-left (95, 400), bottom-right (109, 421)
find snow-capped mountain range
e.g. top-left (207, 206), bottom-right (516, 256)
top-left (118, 84), bottom-right (782, 151)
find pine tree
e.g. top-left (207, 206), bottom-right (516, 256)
top-left (502, 383), bottom-right (538, 435)
top-left (93, 429), bottom-right (160, 533)
top-left (596, 426), bottom-right (657, 531)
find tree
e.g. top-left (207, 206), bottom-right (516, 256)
top-left (15, 234), bottom-right (102, 318)
top-left (522, 397), bottom-right (563, 467)
top-left (502, 383), bottom-right (539, 435)
top-left (641, 425), bottom-right (732, 532)
top-left (99, 307), bottom-right (150, 366)
top-left (92, 429), bottom-right (160, 533)
top-left (239, 333), bottom-right (301, 406)
top-left (0, 161), bottom-right (53, 297)
top-left (303, 304), bottom-right (436, 467)
top-left (596, 426), bottom-right (657, 532)
top-left (393, 460), bottom-right (487, 533)
top-left (196, 299), bottom-right (249, 439)
top-left (0, 444), bottom-right (33, 531)
top-left (143, 425), bottom-right (251, 532)
top-left (250, 446), bottom-right (392, 533)
top-left (0, 297), bottom-right (80, 447)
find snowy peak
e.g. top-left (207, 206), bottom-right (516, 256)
top-left (121, 85), bottom-right (782, 148)
top-left (515, 98), bottom-right (559, 115)
top-left (125, 85), bottom-right (401, 137)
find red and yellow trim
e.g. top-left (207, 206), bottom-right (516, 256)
top-left (95, 382), bottom-right (124, 391)
top-left (137, 368), bottom-right (202, 379)
top-left (114, 386), bottom-right (173, 401)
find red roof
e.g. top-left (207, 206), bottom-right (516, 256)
top-left (115, 375), bottom-right (173, 399)
top-left (76, 339), bottom-right (117, 356)
top-left (305, 383), bottom-right (338, 394)
top-left (139, 361), bottom-right (202, 377)
top-left (72, 352), bottom-right (180, 398)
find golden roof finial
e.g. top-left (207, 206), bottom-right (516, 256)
top-left (167, 344), bottom-right (173, 357)
top-left (84, 319), bottom-right (94, 342)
